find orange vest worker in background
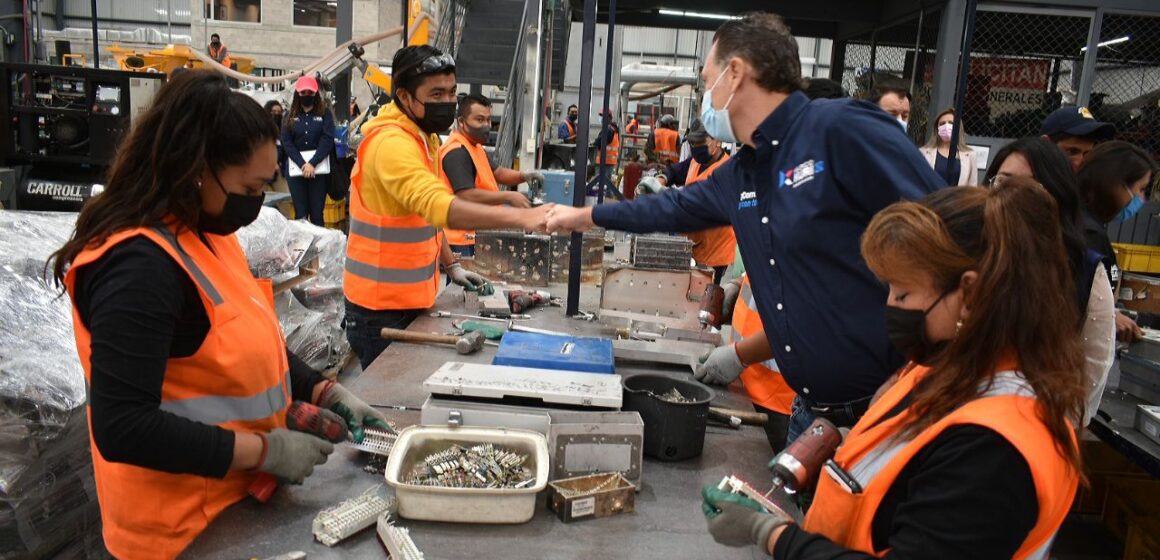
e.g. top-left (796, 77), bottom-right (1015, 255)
top-left (728, 274), bottom-right (796, 448)
top-left (682, 131), bottom-right (736, 284)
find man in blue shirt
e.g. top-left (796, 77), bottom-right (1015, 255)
top-left (558, 104), bottom-right (578, 143)
top-left (547, 13), bottom-right (944, 442)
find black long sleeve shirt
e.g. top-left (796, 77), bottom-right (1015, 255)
top-left (73, 237), bottom-right (323, 478)
top-left (773, 396), bottom-right (1039, 559)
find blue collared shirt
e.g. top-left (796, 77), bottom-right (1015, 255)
top-left (593, 91), bottom-right (945, 403)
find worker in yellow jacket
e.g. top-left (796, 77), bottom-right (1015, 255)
top-left (343, 45), bottom-right (551, 368)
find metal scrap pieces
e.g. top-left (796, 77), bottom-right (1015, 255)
top-left (657, 387), bottom-right (695, 404)
top-left (312, 487), bottom-right (395, 547)
top-left (404, 443), bottom-right (534, 489)
top-left (629, 235), bottom-right (693, 270)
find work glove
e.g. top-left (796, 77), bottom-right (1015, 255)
top-left (702, 484), bottom-right (791, 552)
top-left (522, 170), bottom-right (546, 189)
top-left (445, 263), bottom-right (494, 295)
top-left (259, 428), bottom-right (335, 484)
top-left (695, 344), bottom-right (745, 386)
top-left (316, 381), bottom-right (396, 442)
top-left (722, 278), bottom-right (742, 323)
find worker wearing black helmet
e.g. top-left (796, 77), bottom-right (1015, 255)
top-left (342, 45), bottom-right (552, 369)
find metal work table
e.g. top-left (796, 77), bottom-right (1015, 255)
top-left (1092, 387), bottom-right (1160, 478)
top-left (187, 284), bottom-right (782, 559)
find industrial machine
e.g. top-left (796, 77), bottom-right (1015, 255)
top-left (0, 62), bottom-right (164, 210)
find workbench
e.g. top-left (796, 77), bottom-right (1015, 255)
top-left (1093, 386), bottom-right (1160, 478)
top-left (187, 284), bottom-right (783, 559)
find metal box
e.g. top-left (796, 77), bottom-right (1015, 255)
top-left (547, 473), bottom-right (636, 523)
top-left (423, 361), bottom-right (623, 409)
top-left (473, 230), bottom-right (603, 286)
top-left (1135, 405), bottom-right (1160, 447)
top-left (1118, 353), bottom-right (1160, 404)
top-left (600, 266), bottom-right (715, 329)
top-left (421, 395), bottom-right (553, 435)
top-left (547, 411), bottom-right (644, 487)
top-left (541, 170), bottom-right (577, 205)
top-left (493, 331), bottom-right (616, 374)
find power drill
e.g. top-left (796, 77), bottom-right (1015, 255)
top-left (249, 401), bottom-right (350, 503)
top-left (508, 289), bottom-right (551, 314)
top-left (764, 417), bottom-right (843, 496)
top-left (698, 284), bottom-right (725, 330)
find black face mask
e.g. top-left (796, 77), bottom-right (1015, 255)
top-left (272, 113), bottom-right (283, 126)
top-left (691, 145), bottom-right (712, 166)
top-left (884, 291), bottom-right (952, 365)
top-left (199, 172), bottom-right (265, 235)
top-left (402, 93), bottom-right (456, 134)
top-left (568, 113), bottom-right (578, 123)
top-left (298, 94), bottom-right (316, 110)
top-left (463, 121), bottom-right (491, 144)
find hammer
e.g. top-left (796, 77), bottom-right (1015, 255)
top-left (380, 328), bottom-right (485, 354)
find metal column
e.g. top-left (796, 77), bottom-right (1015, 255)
top-left (565, 0), bottom-right (598, 317)
top-left (928, 0), bottom-right (967, 130)
top-left (828, 40), bottom-right (847, 82)
top-left (594, 0), bottom-right (617, 205)
top-left (946, 0), bottom-right (978, 185)
top-left (89, 0), bottom-right (98, 68)
top-left (334, 0), bottom-right (353, 121)
top-left (1076, 8), bottom-right (1104, 107)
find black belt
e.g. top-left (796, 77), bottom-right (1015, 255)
top-left (799, 394), bottom-right (873, 428)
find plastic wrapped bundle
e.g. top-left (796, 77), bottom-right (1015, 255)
top-left (0, 211), bottom-right (103, 559)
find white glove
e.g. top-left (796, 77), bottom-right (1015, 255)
top-left (522, 170), bottom-right (545, 188)
top-left (445, 263), bottom-right (492, 293)
top-left (722, 279), bottom-right (742, 322)
top-left (695, 344), bottom-right (745, 385)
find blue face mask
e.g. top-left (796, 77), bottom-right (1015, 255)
top-left (1116, 192), bottom-right (1145, 223)
top-left (700, 68), bottom-right (737, 144)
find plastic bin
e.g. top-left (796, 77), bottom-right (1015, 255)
top-left (1113, 243), bottom-right (1160, 274)
top-left (384, 425), bottom-right (549, 524)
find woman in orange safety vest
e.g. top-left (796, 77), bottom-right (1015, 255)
top-left (702, 180), bottom-right (1085, 559)
top-left (50, 71), bottom-right (391, 559)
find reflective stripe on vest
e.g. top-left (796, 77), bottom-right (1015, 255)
top-left (64, 224), bottom-right (290, 558)
top-left (343, 123), bottom-right (442, 310)
top-left (729, 275), bottom-right (795, 414)
top-left (803, 365), bottom-right (1078, 558)
top-left (684, 154), bottom-right (736, 267)
top-left (439, 130), bottom-right (500, 246)
top-left (602, 132), bottom-right (620, 165)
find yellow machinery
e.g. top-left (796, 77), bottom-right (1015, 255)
top-left (109, 44), bottom-right (256, 75)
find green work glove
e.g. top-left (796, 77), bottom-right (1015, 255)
top-left (259, 428), bottom-right (335, 484)
top-left (701, 485), bottom-right (790, 552)
top-left (458, 320), bottom-right (506, 340)
top-left (445, 263), bottom-right (493, 294)
top-left (317, 382), bottom-right (395, 442)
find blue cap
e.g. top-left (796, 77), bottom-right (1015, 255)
top-left (1039, 106), bottom-right (1114, 140)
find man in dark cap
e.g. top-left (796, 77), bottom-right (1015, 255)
top-left (1040, 105), bottom-right (1116, 171)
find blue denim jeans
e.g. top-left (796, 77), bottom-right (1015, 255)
top-left (287, 174), bottom-right (328, 226)
top-left (786, 395), bottom-right (818, 446)
top-left (343, 299), bottom-right (421, 369)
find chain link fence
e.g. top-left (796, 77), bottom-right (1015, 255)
top-left (1092, 13), bottom-right (1160, 161)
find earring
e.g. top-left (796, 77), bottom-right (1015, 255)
top-left (955, 320), bottom-right (963, 335)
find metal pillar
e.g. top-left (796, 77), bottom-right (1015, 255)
top-left (946, 0), bottom-right (978, 185)
top-left (867, 30), bottom-right (877, 91)
top-left (89, 0), bottom-right (98, 68)
top-left (1076, 8), bottom-right (1103, 107)
top-left (829, 40), bottom-right (847, 82)
top-left (928, 0), bottom-right (967, 130)
top-left (595, 0), bottom-right (616, 205)
top-left (566, 0), bottom-right (598, 317)
top-left (334, 0), bottom-right (353, 121)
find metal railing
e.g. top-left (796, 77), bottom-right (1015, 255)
top-left (495, 0), bottom-right (530, 167)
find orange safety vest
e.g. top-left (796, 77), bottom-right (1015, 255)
top-left (601, 130), bottom-right (620, 166)
top-left (344, 124), bottom-right (443, 310)
top-left (803, 363), bottom-right (1078, 558)
top-left (64, 223), bottom-right (290, 559)
top-left (728, 274), bottom-right (795, 414)
top-left (438, 130), bottom-right (500, 246)
top-left (684, 154), bottom-right (737, 267)
top-left (564, 120), bottom-right (576, 140)
top-left (208, 44), bottom-right (232, 69)
top-left (655, 128), bottom-right (679, 164)
top-left (626, 118), bottom-right (639, 134)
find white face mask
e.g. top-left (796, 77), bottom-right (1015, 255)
top-left (700, 67), bottom-right (737, 145)
top-left (937, 122), bottom-right (954, 142)
top-left (897, 117), bottom-right (908, 133)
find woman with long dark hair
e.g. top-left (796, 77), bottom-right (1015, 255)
top-left (281, 75), bottom-right (335, 226)
top-left (983, 136), bottom-right (1115, 425)
top-left (50, 71), bottom-right (388, 559)
top-left (703, 180), bottom-right (1085, 558)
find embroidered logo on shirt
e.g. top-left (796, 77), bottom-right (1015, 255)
top-left (778, 160), bottom-right (826, 189)
top-left (738, 190), bottom-right (758, 210)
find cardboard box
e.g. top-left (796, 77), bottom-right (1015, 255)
top-left (1119, 273), bottom-right (1160, 314)
top-left (1103, 478), bottom-right (1160, 542)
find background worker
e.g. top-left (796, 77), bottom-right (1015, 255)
top-left (680, 127), bottom-right (735, 283)
top-left (869, 82), bottom-right (912, 132)
top-left (646, 114), bottom-right (681, 164)
top-left (281, 75), bottom-right (335, 226)
top-left (439, 93), bottom-right (543, 257)
top-left (595, 109), bottom-right (621, 183)
top-left (703, 181), bottom-right (1084, 559)
top-left (920, 108), bottom-right (978, 186)
top-left (207, 33), bottom-right (231, 68)
top-left (1040, 105), bottom-right (1116, 171)
top-left (51, 71), bottom-right (388, 559)
top-left (547, 13), bottom-right (944, 442)
top-left (559, 104), bottom-right (578, 143)
top-left (343, 45), bottom-right (551, 369)
top-left (626, 113), bottom-right (640, 134)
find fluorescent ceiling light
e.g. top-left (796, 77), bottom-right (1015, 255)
top-left (659, 9), bottom-right (740, 21)
top-left (1081, 35), bottom-right (1130, 52)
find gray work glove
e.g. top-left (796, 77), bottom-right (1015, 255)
top-left (722, 279), bottom-right (742, 323)
top-left (695, 344), bottom-right (745, 385)
top-left (522, 170), bottom-right (545, 189)
top-left (316, 382), bottom-right (396, 442)
top-left (702, 485), bottom-right (791, 552)
top-left (259, 428), bottom-right (335, 484)
top-left (445, 262), bottom-right (494, 295)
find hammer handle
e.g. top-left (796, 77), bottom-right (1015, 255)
top-left (380, 327), bottom-right (459, 345)
top-left (709, 406), bottom-right (768, 426)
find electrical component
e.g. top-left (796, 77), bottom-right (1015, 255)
top-left (629, 235), bottom-right (693, 270)
top-left (352, 426), bottom-right (398, 456)
top-left (376, 513), bottom-right (425, 560)
top-left (311, 487), bottom-right (395, 547)
top-left (717, 475), bottom-right (786, 516)
top-left (404, 443), bottom-right (534, 489)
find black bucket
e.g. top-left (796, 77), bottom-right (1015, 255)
top-left (622, 374), bottom-right (712, 461)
